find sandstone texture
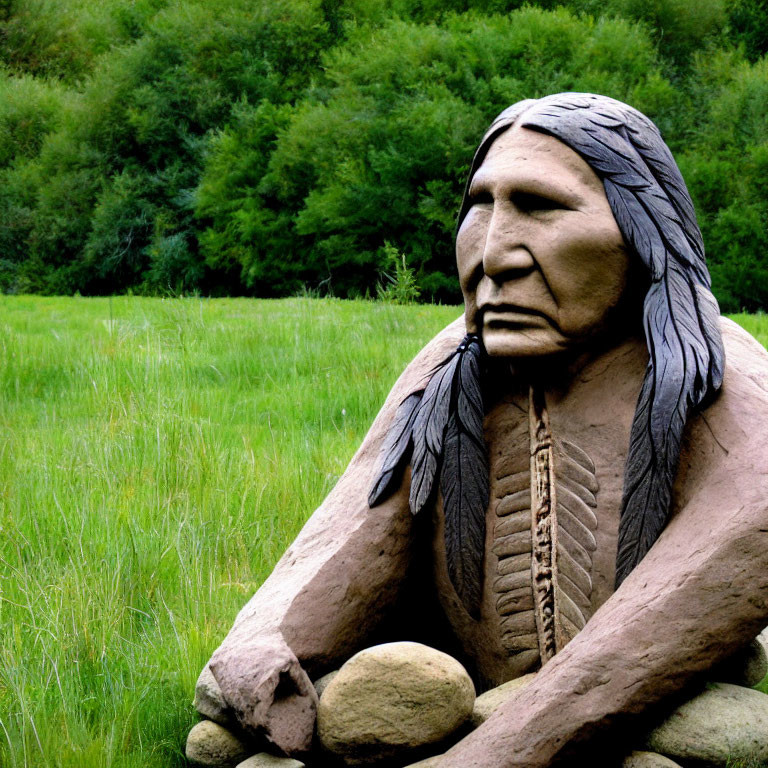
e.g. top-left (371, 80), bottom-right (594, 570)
top-left (235, 754), bottom-right (305, 768)
top-left (210, 635), bottom-right (318, 755)
top-left (317, 641), bottom-right (475, 764)
top-left (713, 638), bottom-right (768, 688)
top-left (438, 320), bottom-right (768, 768)
top-left (645, 682), bottom-right (768, 765)
top-left (402, 757), bottom-right (444, 767)
top-left (471, 673), bottom-right (536, 727)
top-left (622, 751), bottom-right (681, 767)
top-left (186, 720), bottom-right (250, 767)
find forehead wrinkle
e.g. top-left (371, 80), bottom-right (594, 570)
top-left (473, 125), bottom-right (604, 203)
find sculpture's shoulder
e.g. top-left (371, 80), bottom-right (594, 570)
top-left (703, 317), bottom-right (768, 430)
top-left (375, 314), bottom-right (466, 406)
top-left (679, 317), bottom-right (768, 508)
top-left (707, 317), bottom-right (768, 438)
top-left (719, 316), bottom-right (768, 397)
top-left (349, 314), bottom-right (466, 463)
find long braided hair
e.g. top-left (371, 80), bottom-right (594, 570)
top-left (370, 94), bottom-right (725, 615)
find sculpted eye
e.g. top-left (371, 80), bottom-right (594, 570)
top-left (513, 191), bottom-right (569, 213)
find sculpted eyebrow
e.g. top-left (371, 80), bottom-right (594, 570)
top-left (467, 177), bottom-right (491, 198)
top-left (468, 172), bottom-right (584, 209)
top-left (513, 178), bottom-right (582, 209)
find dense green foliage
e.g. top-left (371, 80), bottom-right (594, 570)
top-left (0, 0), bottom-right (766, 309)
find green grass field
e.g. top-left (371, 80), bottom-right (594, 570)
top-left (0, 296), bottom-right (459, 768)
top-left (0, 296), bottom-right (766, 767)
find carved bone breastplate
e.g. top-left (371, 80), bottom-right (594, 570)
top-left (430, 350), bottom-right (644, 687)
top-left (493, 386), bottom-right (598, 666)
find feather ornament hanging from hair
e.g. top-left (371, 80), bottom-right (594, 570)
top-left (368, 334), bottom-right (489, 617)
top-left (518, 94), bottom-right (725, 586)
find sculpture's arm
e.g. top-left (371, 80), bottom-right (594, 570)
top-left (441, 348), bottom-right (768, 767)
top-left (198, 317), bottom-right (465, 754)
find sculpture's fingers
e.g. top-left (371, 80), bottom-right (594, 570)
top-left (259, 654), bottom-right (317, 755)
top-left (210, 637), bottom-right (318, 755)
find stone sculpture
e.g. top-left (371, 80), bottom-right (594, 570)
top-left (191, 94), bottom-right (768, 767)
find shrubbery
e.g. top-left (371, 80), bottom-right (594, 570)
top-left (0, 0), bottom-right (767, 309)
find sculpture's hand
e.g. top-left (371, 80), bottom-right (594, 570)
top-left (200, 635), bottom-right (318, 755)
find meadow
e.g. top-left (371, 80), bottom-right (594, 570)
top-left (0, 296), bottom-right (766, 767)
top-left (0, 295), bottom-right (459, 767)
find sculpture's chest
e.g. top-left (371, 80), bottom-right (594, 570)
top-left (431, 382), bottom-right (635, 687)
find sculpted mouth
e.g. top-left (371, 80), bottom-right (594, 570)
top-left (481, 303), bottom-right (553, 329)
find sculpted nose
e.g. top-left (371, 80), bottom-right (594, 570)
top-left (481, 209), bottom-right (535, 281)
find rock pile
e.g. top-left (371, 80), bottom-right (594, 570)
top-left (186, 637), bottom-right (768, 768)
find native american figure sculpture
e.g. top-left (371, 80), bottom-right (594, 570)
top-left (194, 94), bottom-right (768, 767)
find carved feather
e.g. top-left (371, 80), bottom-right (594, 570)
top-left (528, 389), bottom-right (599, 662)
top-left (553, 438), bottom-right (599, 648)
top-left (368, 391), bottom-right (423, 507)
top-left (490, 394), bottom-right (599, 665)
top-left (368, 335), bottom-right (489, 616)
top-left (440, 339), bottom-right (488, 617)
top-left (409, 351), bottom-right (460, 515)
top-left (491, 468), bottom-right (536, 655)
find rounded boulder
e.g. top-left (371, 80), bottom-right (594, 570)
top-left (645, 682), bottom-right (768, 765)
top-left (317, 642), bottom-right (475, 764)
top-left (186, 720), bottom-right (250, 767)
top-left (470, 672), bottom-right (536, 727)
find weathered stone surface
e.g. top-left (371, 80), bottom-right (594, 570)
top-left (317, 641), bottom-right (475, 763)
top-left (713, 638), bottom-right (768, 687)
top-left (645, 682), bottom-right (768, 765)
top-left (235, 754), bottom-right (305, 768)
top-left (195, 664), bottom-right (232, 725)
top-left (438, 320), bottom-right (768, 768)
top-left (471, 673), bottom-right (536, 727)
top-left (622, 751), bottom-right (681, 768)
top-left (312, 670), bottom-right (338, 699)
top-left (210, 635), bottom-right (318, 755)
top-left (402, 757), bottom-right (444, 767)
top-left (186, 720), bottom-right (250, 767)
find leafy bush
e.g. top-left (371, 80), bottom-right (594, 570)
top-left (571, 0), bottom-right (727, 66)
top-left (0, 0), bottom-right (169, 82)
top-left (377, 243), bottom-right (421, 304)
top-left (725, 0), bottom-right (768, 62)
top-left (11, 0), bottom-right (336, 293)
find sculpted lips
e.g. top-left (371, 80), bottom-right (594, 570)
top-left (481, 304), bottom-right (557, 331)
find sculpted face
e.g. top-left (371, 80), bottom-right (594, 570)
top-left (457, 125), bottom-right (631, 358)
